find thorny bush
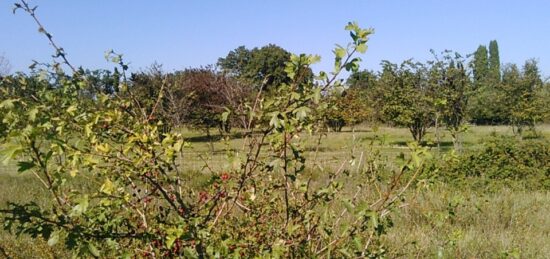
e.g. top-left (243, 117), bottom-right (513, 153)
top-left (0, 1), bottom-right (430, 257)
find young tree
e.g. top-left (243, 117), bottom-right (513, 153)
top-left (3, 11), bottom-right (427, 256)
top-left (429, 51), bottom-right (471, 150)
top-left (507, 59), bottom-right (545, 134)
top-left (378, 60), bottom-right (434, 143)
top-left (325, 87), bottom-right (371, 132)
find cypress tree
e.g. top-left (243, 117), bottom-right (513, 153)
top-left (489, 40), bottom-right (501, 82)
top-left (472, 45), bottom-right (489, 85)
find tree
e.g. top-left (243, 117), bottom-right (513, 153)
top-left (488, 40), bottom-right (501, 82)
top-left (325, 87), bottom-right (371, 132)
top-left (507, 59), bottom-right (545, 134)
top-left (378, 60), bottom-right (434, 143)
top-left (216, 46), bottom-right (251, 78)
top-left (173, 67), bottom-right (249, 135)
top-left (129, 65), bottom-right (251, 138)
top-left (468, 43), bottom-right (506, 125)
top-left (218, 44), bottom-right (292, 90)
top-left (347, 69), bottom-right (378, 90)
top-left (472, 45), bottom-right (488, 86)
top-left (429, 51), bottom-right (471, 150)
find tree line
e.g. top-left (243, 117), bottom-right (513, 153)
top-left (2, 40), bottom-right (549, 146)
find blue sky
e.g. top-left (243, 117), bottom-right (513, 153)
top-left (1, 1), bottom-right (550, 77)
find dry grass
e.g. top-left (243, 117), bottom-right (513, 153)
top-left (1, 124), bottom-right (549, 258)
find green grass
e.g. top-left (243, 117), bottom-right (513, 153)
top-left (1, 125), bottom-right (549, 257)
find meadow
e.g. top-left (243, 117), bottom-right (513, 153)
top-left (1, 125), bottom-right (548, 258)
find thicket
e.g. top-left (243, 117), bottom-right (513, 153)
top-left (432, 135), bottom-right (550, 191)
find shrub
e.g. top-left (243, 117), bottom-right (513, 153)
top-left (438, 135), bottom-right (550, 190)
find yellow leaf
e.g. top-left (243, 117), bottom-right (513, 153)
top-left (69, 168), bottom-right (78, 177)
top-left (100, 179), bottom-right (115, 195)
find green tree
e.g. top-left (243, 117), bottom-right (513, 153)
top-left (325, 87), bottom-right (371, 132)
top-left (507, 59), bottom-right (545, 134)
top-left (347, 69), bottom-right (378, 90)
top-left (429, 51), bottom-right (471, 150)
top-left (218, 44), bottom-right (293, 90)
top-left (378, 60), bottom-right (434, 143)
top-left (468, 43), bottom-right (506, 125)
top-left (488, 40), bottom-right (501, 82)
top-left (472, 45), bottom-right (489, 86)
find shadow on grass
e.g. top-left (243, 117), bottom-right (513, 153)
top-left (183, 131), bottom-right (260, 143)
top-left (184, 135), bottom-right (224, 143)
top-left (390, 140), bottom-right (455, 147)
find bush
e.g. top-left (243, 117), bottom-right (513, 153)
top-left (439, 135), bottom-right (550, 190)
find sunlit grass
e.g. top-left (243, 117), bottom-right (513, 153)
top-left (1, 124), bottom-right (548, 257)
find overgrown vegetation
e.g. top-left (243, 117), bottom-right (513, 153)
top-left (1, 1), bottom-right (549, 258)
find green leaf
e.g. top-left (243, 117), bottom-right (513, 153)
top-left (345, 21), bottom-right (358, 31)
top-left (70, 195), bottom-right (89, 217)
top-left (334, 46), bottom-right (346, 59)
top-left (47, 231), bottom-right (60, 246)
top-left (269, 112), bottom-right (282, 129)
top-left (17, 161), bottom-right (35, 173)
top-left (0, 99), bottom-right (17, 109)
top-left (66, 105), bottom-right (78, 116)
top-left (309, 54), bottom-right (321, 64)
top-left (356, 43), bottom-right (368, 54)
top-left (87, 242), bottom-right (100, 257)
top-left (221, 109), bottom-right (231, 123)
top-left (27, 108), bottom-right (39, 122)
top-left (1, 143), bottom-right (23, 165)
top-left (293, 107), bottom-right (311, 120)
top-left (100, 179), bottom-right (115, 195)
top-left (166, 227), bottom-right (184, 248)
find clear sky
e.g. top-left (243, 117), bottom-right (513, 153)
top-left (1, 1), bottom-right (550, 77)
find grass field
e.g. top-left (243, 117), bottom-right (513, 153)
top-left (1, 125), bottom-right (549, 258)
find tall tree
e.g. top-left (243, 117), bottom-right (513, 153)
top-left (488, 40), bottom-right (501, 82)
top-left (472, 45), bottom-right (489, 85)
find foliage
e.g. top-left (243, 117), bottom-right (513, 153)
top-left (488, 40), bottom-right (501, 82)
top-left (429, 50), bottom-right (471, 149)
top-left (347, 69), bottom-right (378, 90)
top-left (471, 45), bottom-right (488, 85)
top-left (1, 8), bottom-right (429, 257)
top-left (377, 60), bottom-right (435, 143)
top-left (325, 88), bottom-right (371, 132)
top-left (437, 135), bottom-right (550, 190)
top-left (508, 59), bottom-right (546, 133)
top-left (218, 44), bottom-right (298, 90)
